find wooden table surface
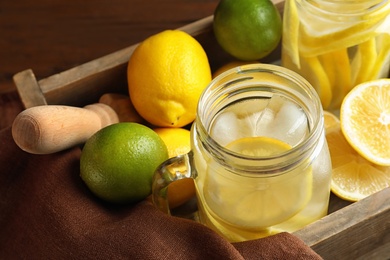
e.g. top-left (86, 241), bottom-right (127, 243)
top-left (0, 0), bottom-right (219, 93)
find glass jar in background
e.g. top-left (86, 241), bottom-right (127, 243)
top-left (153, 64), bottom-right (332, 242)
top-left (282, 0), bottom-right (390, 111)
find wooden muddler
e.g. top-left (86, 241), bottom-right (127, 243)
top-left (12, 103), bottom-right (119, 154)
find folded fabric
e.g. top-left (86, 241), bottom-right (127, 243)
top-left (0, 124), bottom-right (322, 259)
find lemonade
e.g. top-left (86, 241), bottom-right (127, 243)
top-left (192, 95), bottom-right (331, 242)
top-left (152, 64), bottom-right (332, 242)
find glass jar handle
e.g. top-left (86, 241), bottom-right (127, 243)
top-left (152, 151), bottom-right (195, 215)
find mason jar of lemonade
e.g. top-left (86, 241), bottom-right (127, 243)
top-left (153, 64), bottom-right (332, 242)
top-left (282, 0), bottom-right (390, 110)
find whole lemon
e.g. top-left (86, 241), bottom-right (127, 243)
top-left (213, 0), bottom-right (282, 61)
top-left (80, 122), bottom-right (168, 204)
top-left (127, 30), bottom-right (212, 127)
top-left (154, 127), bottom-right (195, 209)
top-left (212, 60), bottom-right (260, 78)
top-left (154, 127), bottom-right (191, 158)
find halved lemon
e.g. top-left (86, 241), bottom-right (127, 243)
top-left (323, 110), bottom-right (340, 130)
top-left (326, 124), bottom-right (390, 201)
top-left (340, 79), bottom-right (390, 166)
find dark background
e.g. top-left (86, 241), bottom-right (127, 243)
top-left (0, 0), bottom-right (219, 93)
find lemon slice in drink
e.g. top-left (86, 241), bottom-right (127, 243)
top-left (203, 137), bottom-right (312, 229)
top-left (228, 136), bottom-right (292, 156)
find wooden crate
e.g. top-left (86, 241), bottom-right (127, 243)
top-left (13, 0), bottom-right (390, 258)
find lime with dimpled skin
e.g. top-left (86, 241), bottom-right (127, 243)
top-left (213, 0), bottom-right (282, 61)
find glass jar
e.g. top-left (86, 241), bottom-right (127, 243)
top-left (153, 64), bottom-right (332, 242)
top-left (282, 0), bottom-right (390, 111)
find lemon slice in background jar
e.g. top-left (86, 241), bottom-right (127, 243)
top-left (323, 49), bottom-right (352, 109)
top-left (352, 38), bottom-right (378, 86)
top-left (299, 2), bottom-right (390, 57)
top-left (282, 0), bottom-right (300, 67)
top-left (300, 56), bottom-right (333, 108)
top-left (362, 34), bottom-right (390, 82)
top-left (203, 137), bottom-right (312, 229)
top-left (283, 0), bottom-right (390, 110)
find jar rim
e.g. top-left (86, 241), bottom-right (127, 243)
top-left (196, 63), bottom-right (324, 175)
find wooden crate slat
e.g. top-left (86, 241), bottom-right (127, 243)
top-left (13, 69), bottom-right (47, 108)
top-left (294, 187), bottom-right (390, 259)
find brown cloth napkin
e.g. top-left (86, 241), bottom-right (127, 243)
top-left (0, 94), bottom-right (322, 259)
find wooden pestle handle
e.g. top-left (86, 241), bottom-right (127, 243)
top-left (12, 103), bottom-right (119, 154)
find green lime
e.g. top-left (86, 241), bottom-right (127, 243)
top-left (213, 0), bottom-right (282, 61)
top-left (80, 122), bottom-right (168, 204)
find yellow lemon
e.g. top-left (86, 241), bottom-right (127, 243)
top-left (323, 98), bottom-right (390, 201)
top-left (154, 127), bottom-right (191, 158)
top-left (127, 30), bottom-right (212, 127)
top-left (326, 122), bottom-right (390, 202)
top-left (154, 127), bottom-right (195, 209)
top-left (281, 0), bottom-right (300, 68)
top-left (323, 110), bottom-right (340, 131)
top-left (212, 60), bottom-right (260, 78)
top-left (340, 79), bottom-right (390, 166)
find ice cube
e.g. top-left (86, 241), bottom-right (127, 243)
top-left (210, 111), bottom-right (239, 146)
top-left (235, 112), bottom-right (257, 137)
top-left (270, 100), bottom-right (308, 146)
top-left (235, 99), bottom-right (269, 118)
top-left (253, 107), bottom-right (275, 137)
top-left (249, 95), bottom-right (283, 137)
